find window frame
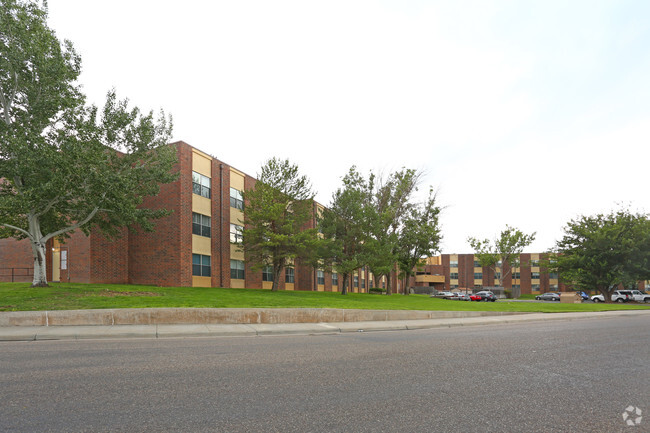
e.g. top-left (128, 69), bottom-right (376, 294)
top-left (192, 212), bottom-right (211, 238)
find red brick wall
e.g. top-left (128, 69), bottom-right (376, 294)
top-left (0, 237), bottom-right (33, 282)
top-left (127, 142), bottom-right (188, 287)
top-left (90, 228), bottom-right (129, 284)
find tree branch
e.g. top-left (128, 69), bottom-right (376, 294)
top-left (0, 222), bottom-right (32, 239)
top-left (41, 206), bottom-right (100, 243)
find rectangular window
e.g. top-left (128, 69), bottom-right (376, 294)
top-left (332, 273), bottom-right (338, 286)
top-left (192, 171), bottom-right (211, 198)
top-left (230, 187), bottom-right (244, 210)
top-left (549, 272), bottom-right (558, 279)
top-left (354, 275), bottom-right (359, 288)
top-left (512, 272), bottom-right (521, 280)
top-left (450, 260), bottom-right (458, 268)
top-left (532, 284), bottom-right (540, 291)
top-left (230, 223), bottom-right (243, 243)
top-left (230, 259), bottom-right (245, 280)
top-left (263, 266), bottom-right (273, 282)
top-left (450, 272), bottom-right (459, 280)
top-left (192, 254), bottom-right (211, 277)
top-left (361, 278), bottom-right (365, 289)
top-left (285, 267), bottom-right (295, 283)
top-left (474, 260), bottom-right (481, 268)
top-left (531, 272), bottom-right (540, 280)
top-left (531, 259), bottom-right (540, 267)
top-left (192, 213), bottom-right (211, 238)
top-left (474, 273), bottom-right (483, 280)
top-left (317, 270), bottom-right (325, 285)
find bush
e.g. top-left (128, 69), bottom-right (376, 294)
top-left (369, 287), bottom-right (386, 294)
top-left (504, 289), bottom-right (513, 299)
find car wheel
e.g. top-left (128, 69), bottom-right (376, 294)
top-left (616, 298), bottom-right (624, 303)
top-left (535, 296), bottom-right (540, 300)
top-left (593, 298), bottom-right (600, 303)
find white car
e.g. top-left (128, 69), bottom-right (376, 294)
top-left (591, 291), bottom-right (632, 303)
top-left (623, 290), bottom-right (650, 303)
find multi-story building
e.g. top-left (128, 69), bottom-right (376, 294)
top-left (410, 253), bottom-right (564, 295)
top-left (0, 141), bottom-right (373, 293)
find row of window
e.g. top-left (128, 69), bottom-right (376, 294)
top-left (193, 255), bottom-right (342, 286)
top-left (192, 171), bottom-right (244, 210)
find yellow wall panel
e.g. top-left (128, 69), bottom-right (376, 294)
top-left (285, 283), bottom-right (295, 291)
top-left (192, 235), bottom-right (211, 256)
top-left (192, 195), bottom-right (211, 215)
top-left (192, 150), bottom-right (212, 177)
top-left (231, 279), bottom-right (245, 289)
top-left (230, 208), bottom-right (244, 225)
top-left (230, 244), bottom-right (244, 260)
top-left (230, 169), bottom-right (245, 191)
top-left (262, 281), bottom-right (273, 290)
top-left (192, 276), bottom-right (211, 288)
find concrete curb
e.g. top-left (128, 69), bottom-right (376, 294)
top-left (0, 309), bottom-right (648, 341)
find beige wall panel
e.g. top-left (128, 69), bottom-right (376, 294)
top-left (192, 276), bottom-right (211, 288)
top-left (285, 283), bottom-right (295, 291)
top-left (192, 195), bottom-right (211, 215)
top-left (231, 279), bottom-right (246, 289)
top-left (317, 285), bottom-right (324, 292)
top-left (474, 279), bottom-right (482, 285)
top-left (230, 169), bottom-right (245, 191)
top-left (230, 208), bottom-right (244, 225)
top-left (230, 244), bottom-right (244, 260)
top-left (192, 235), bottom-right (211, 256)
top-left (192, 151), bottom-right (212, 177)
top-left (262, 281), bottom-right (273, 290)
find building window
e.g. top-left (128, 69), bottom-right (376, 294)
top-left (512, 272), bottom-right (520, 280)
top-left (230, 224), bottom-right (243, 243)
top-left (361, 278), bottom-right (365, 289)
top-left (230, 188), bottom-right (244, 210)
top-left (474, 260), bottom-right (481, 268)
top-left (531, 272), bottom-right (540, 280)
top-left (317, 270), bottom-right (325, 285)
top-left (332, 273), bottom-right (338, 286)
top-left (192, 171), bottom-right (211, 198)
top-left (495, 272), bottom-right (501, 280)
top-left (285, 267), bottom-right (295, 283)
top-left (192, 213), bottom-right (211, 237)
top-left (550, 284), bottom-right (559, 290)
top-left (450, 260), bottom-right (458, 268)
top-left (512, 284), bottom-right (520, 289)
top-left (263, 266), bottom-right (273, 282)
top-left (192, 254), bottom-right (211, 277)
top-left (450, 272), bottom-right (459, 280)
top-left (531, 260), bottom-right (540, 267)
top-left (474, 273), bottom-right (482, 280)
top-left (230, 260), bottom-right (245, 280)
top-left (532, 284), bottom-right (540, 291)
top-left (549, 272), bottom-right (558, 279)
top-left (354, 275), bottom-right (359, 288)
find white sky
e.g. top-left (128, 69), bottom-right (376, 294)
top-left (47, 0), bottom-right (650, 254)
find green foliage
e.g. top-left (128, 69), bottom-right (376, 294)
top-left (319, 166), bottom-right (373, 295)
top-left (0, 0), bottom-right (177, 286)
top-left (553, 208), bottom-right (650, 301)
top-left (240, 157), bottom-right (319, 291)
top-left (467, 225), bottom-right (536, 287)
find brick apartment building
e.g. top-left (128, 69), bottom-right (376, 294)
top-left (0, 141), bottom-right (381, 293)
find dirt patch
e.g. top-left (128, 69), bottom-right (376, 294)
top-left (94, 290), bottom-right (162, 297)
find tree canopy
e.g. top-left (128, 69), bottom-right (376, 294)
top-left (240, 157), bottom-right (319, 291)
top-left (467, 225), bottom-right (536, 288)
top-left (0, 0), bottom-right (177, 286)
top-left (553, 208), bottom-right (650, 301)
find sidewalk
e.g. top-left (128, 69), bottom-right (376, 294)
top-left (1, 309), bottom-right (648, 341)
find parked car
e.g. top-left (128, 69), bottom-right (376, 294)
top-left (535, 292), bottom-right (560, 301)
top-left (591, 291), bottom-right (632, 303)
top-left (577, 291), bottom-right (589, 301)
top-left (619, 290), bottom-right (650, 303)
top-left (471, 290), bottom-right (497, 302)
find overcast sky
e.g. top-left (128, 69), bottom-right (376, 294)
top-left (47, 0), bottom-right (650, 254)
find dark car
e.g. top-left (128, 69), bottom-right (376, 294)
top-left (577, 291), bottom-right (589, 301)
top-left (471, 290), bottom-right (497, 302)
top-left (535, 292), bottom-right (560, 301)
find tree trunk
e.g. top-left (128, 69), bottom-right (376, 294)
top-left (340, 273), bottom-right (348, 295)
top-left (272, 263), bottom-right (283, 292)
top-left (31, 240), bottom-right (48, 287)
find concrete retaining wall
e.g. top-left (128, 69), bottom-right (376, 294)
top-left (0, 308), bottom-right (530, 327)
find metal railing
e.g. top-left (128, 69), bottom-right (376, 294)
top-left (0, 268), bottom-right (34, 282)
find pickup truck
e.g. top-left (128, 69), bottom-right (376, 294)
top-left (591, 290), bottom-right (632, 303)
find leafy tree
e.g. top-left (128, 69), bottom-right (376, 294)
top-left (0, 0), bottom-right (176, 287)
top-left (467, 225), bottom-right (536, 289)
top-left (553, 208), bottom-right (650, 302)
top-left (319, 167), bottom-right (372, 295)
top-left (240, 158), bottom-right (318, 292)
top-left (396, 188), bottom-right (442, 294)
top-left (367, 168), bottom-right (422, 295)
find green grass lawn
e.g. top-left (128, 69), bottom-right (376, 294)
top-left (2, 282), bottom-right (650, 313)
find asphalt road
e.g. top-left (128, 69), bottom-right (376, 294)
top-left (1, 315), bottom-right (648, 432)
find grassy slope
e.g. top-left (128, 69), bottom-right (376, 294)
top-left (1, 282), bottom-right (649, 313)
